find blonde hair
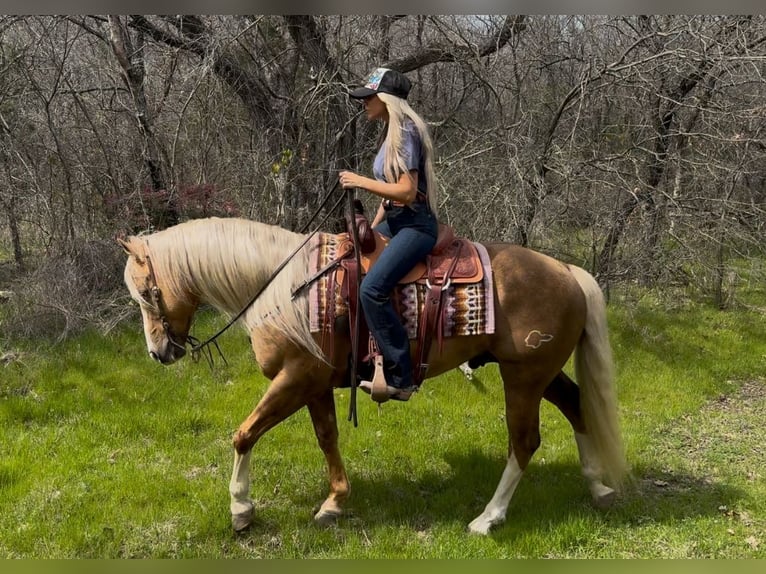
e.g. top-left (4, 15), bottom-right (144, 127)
top-left (376, 92), bottom-right (439, 216)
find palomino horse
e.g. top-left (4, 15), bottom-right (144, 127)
top-left (120, 216), bottom-right (627, 535)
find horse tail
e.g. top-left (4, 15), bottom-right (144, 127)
top-left (569, 265), bottom-right (629, 490)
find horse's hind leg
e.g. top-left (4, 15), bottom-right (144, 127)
top-left (574, 432), bottom-right (616, 508)
top-left (307, 389), bottom-right (350, 525)
top-left (468, 364), bottom-right (543, 535)
top-left (467, 450), bottom-right (526, 535)
top-left (544, 372), bottom-right (615, 508)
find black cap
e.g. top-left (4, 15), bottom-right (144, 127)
top-left (349, 67), bottom-right (411, 100)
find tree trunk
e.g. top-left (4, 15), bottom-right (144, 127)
top-left (108, 15), bottom-right (177, 230)
top-left (0, 176), bottom-right (24, 270)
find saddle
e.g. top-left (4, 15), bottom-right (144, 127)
top-left (330, 214), bottom-right (484, 391)
top-left (336, 225), bottom-right (484, 286)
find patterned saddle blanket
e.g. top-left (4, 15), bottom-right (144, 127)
top-left (307, 231), bottom-right (495, 340)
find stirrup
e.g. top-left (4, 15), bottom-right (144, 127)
top-left (369, 355), bottom-right (391, 403)
top-left (358, 356), bottom-right (417, 403)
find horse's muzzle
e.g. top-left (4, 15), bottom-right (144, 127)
top-left (149, 345), bottom-right (186, 365)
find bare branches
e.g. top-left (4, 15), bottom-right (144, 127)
top-left (129, 15), bottom-right (275, 126)
top-left (385, 16), bottom-right (527, 72)
top-left (1, 14), bottom-right (765, 338)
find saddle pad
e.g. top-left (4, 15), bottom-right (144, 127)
top-left (307, 232), bottom-right (495, 338)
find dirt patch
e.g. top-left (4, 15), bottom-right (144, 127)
top-left (648, 377), bottom-right (765, 483)
top-left (684, 378), bottom-right (766, 473)
top-left (633, 377), bottom-right (765, 556)
top-left (715, 379), bottom-right (766, 406)
top-left (641, 378), bottom-right (765, 535)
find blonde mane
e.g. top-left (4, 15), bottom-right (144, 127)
top-left (140, 217), bottom-right (324, 361)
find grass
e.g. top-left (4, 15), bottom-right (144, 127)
top-left (1, 287), bottom-right (765, 558)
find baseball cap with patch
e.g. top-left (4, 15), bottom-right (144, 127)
top-left (349, 67), bottom-right (411, 100)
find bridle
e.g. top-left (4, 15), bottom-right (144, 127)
top-left (142, 249), bottom-right (202, 357)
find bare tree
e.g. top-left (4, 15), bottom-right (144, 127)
top-left (108, 15), bottom-right (177, 230)
top-left (0, 40), bottom-right (28, 270)
top-left (1, 14), bottom-right (765, 339)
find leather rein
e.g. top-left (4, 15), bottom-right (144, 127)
top-left (139, 180), bottom-right (351, 370)
top-left (139, 179), bottom-right (369, 425)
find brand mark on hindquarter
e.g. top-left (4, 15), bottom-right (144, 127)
top-left (525, 330), bottom-right (554, 349)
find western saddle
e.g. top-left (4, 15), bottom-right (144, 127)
top-left (295, 201), bottom-right (484, 394)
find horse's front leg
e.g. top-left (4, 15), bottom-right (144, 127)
top-left (307, 389), bottom-right (349, 525)
top-left (228, 370), bottom-right (310, 532)
top-left (230, 450), bottom-right (254, 531)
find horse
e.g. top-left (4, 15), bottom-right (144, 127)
top-left (119, 216), bottom-right (628, 535)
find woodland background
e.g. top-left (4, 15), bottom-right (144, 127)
top-left (0, 15), bottom-right (764, 342)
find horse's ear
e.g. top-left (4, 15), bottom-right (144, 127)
top-left (117, 236), bottom-right (145, 264)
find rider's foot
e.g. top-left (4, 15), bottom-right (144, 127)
top-left (358, 380), bottom-right (417, 402)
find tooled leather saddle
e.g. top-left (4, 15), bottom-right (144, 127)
top-left (295, 201), bottom-right (484, 389)
top-left (341, 222), bottom-right (483, 386)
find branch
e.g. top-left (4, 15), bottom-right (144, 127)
top-left (283, 15), bottom-right (340, 76)
top-left (129, 15), bottom-right (274, 126)
top-left (385, 15), bottom-right (527, 72)
top-left (63, 15), bottom-right (108, 43)
top-left (129, 15), bottom-right (196, 53)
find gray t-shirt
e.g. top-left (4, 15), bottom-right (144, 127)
top-left (372, 120), bottom-right (427, 197)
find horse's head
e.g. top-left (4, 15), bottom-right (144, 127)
top-left (119, 236), bottom-right (198, 365)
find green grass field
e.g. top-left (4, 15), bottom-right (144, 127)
top-left (1, 288), bottom-right (764, 558)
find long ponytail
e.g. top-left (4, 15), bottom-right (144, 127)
top-left (376, 93), bottom-right (438, 216)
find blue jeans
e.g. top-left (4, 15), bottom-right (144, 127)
top-left (360, 202), bottom-right (437, 389)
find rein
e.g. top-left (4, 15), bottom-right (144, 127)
top-left (186, 180), bottom-right (346, 363)
top-left (345, 187), bottom-right (363, 427)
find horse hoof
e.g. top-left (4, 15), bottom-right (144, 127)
top-left (591, 486), bottom-right (616, 509)
top-left (314, 509), bottom-right (341, 527)
top-left (232, 507), bottom-right (255, 532)
top-left (467, 517), bottom-right (493, 536)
